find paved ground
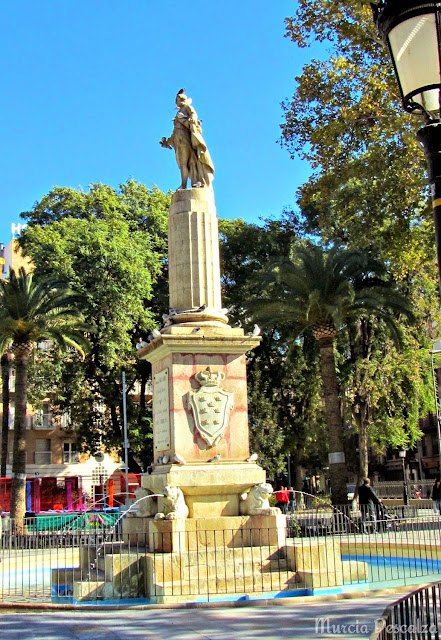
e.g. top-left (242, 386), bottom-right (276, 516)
top-left (0, 590), bottom-right (417, 639)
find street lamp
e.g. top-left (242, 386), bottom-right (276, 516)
top-left (372, 1), bottom-right (441, 285)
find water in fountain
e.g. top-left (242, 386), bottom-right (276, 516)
top-left (91, 492), bottom-right (164, 569)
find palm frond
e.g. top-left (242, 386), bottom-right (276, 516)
top-left (246, 244), bottom-right (413, 346)
top-left (0, 267), bottom-right (89, 356)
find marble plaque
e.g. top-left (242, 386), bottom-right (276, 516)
top-left (153, 369), bottom-right (171, 451)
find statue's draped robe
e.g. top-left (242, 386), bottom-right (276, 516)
top-left (172, 103), bottom-right (214, 187)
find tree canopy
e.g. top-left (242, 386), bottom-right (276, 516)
top-left (277, 0), bottom-right (438, 485)
top-left (281, 0), bottom-right (436, 285)
top-left (18, 181), bottom-right (170, 470)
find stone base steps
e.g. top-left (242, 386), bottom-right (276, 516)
top-left (72, 552), bottom-right (295, 602)
top-left (62, 537), bottom-right (366, 604)
top-left (147, 557), bottom-right (290, 582)
top-left (147, 570), bottom-right (298, 599)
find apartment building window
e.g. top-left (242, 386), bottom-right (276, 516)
top-left (34, 439), bottom-right (51, 465)
top-left (63, 442), bottom-right (79, 464)
top-left (36, 340), bottom-right (52, 351)
top-left (34, 403), bottom-right (52, 429)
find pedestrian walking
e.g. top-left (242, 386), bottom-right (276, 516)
top-left (431, 478), bottom-right (441, 514)
top-left (358, 478), bottom-right (381, 534)
top-left (275, 486), bottom-right (289, 514)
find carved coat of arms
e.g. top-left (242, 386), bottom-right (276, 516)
top-left (189, 367), bottom-right (234, 447)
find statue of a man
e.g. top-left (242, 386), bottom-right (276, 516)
top-left (160, 90), bottom-right (214, 190)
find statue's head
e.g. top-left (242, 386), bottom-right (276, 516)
top-left (163, 485), bottom-right (179, 500)
top-left (175, 90), bottom-right (191, 108)
top-left (257, 482), bottom-right (273, 498)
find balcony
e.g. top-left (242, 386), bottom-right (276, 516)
top-left (34, 451), bottom-right (52, 465)
top-left (33, 414), bottom-right (53, 430)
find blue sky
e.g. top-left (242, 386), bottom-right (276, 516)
top-left (0, 1), bottom-right (316, 244)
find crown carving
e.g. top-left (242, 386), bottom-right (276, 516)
top-left (195, 366), bottom-right (225, 387)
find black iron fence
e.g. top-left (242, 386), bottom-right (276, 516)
top-left (371, 582), bottom-right (441, 639)
top-left (288, 503), bottom-right (437, 536)
top-left (1, 506), bottom-right (441, 605)
top-left (373, 480), bottom-right (434, 500)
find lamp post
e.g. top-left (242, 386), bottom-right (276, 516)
top-left (372, 1), bottom-right (441, 288)
top-left (122, 371), bottom-right (129, 506)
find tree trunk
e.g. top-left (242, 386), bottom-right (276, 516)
top-left (1, 353), bottom-right (11, 478)
top-left (317, 337), bottom-right (347, 505)
top-left (138, 361), bottom-right (150, 411)
top-left (294, 462), bottom-right (304, 492)
top-left (10, 345), bottom-right (30, 532)
top-left (139, 377), bottom-right (146, 410)
top-left (291, 446), bottom-right (305, 492)
top-left (353, 408), bottom-right (369, 482)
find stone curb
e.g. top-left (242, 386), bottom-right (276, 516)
top-left (0, 582), bottom-right (431, 613)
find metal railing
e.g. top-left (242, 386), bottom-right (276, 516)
top-left (373, 480), bottom-right (435, 500)
top-left (288, 503), bottom-right (428, 536)
top-left (371, 582), bottom-right (441, 639)
top-left (1, 505), bottom-right (441, 605)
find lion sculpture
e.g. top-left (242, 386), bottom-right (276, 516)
top-left (154, 485), bottom-right (189, 520)
top-left (240, 482), bottom-right (281, 516)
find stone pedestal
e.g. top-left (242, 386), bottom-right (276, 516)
top-left (285, 538), bottom-right (344, 588)
top-left (51, 173), bottom-right (369, 605)
top-left (141, 462), bottom-right (265, 518)
top-left (143, 514), bottom-right (290, 604)
top-left (167, 188), bottom-right (228, 326)
top-left (138, 322), bottom-right (263, 516)
top-left (147, 514), bottom-right (287, 553)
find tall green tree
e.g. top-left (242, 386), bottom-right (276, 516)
top-left (280, 1), bottom-right (439, 482)
top-left (0, 268), bottom-right (88, 529)
top-left (219, 217), bottom-right (324, 485)
top-left (249, 244), bottom-right (414, 504)
top-left (19, 181), bottom-right (170, 469)
top-left (281, 1), bottom-right (436, 287)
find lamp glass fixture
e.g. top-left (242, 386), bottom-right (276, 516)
top-left (374, 2), bottom-right (441, 118)
top-left (389, 13), bottom-right (441, 116)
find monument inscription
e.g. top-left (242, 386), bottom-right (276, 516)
top-left (153, 369), bottom-right (171, 451)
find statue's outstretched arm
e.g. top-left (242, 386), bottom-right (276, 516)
top-left (160, 135), bottom-right (173, 149)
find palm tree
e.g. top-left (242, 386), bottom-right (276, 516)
top-left (0, 268), bottom-right (88, 530)
top-left (1, 350), bottom-right (12, 477)
top-left (250, 245), bottom-right (413, 505)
